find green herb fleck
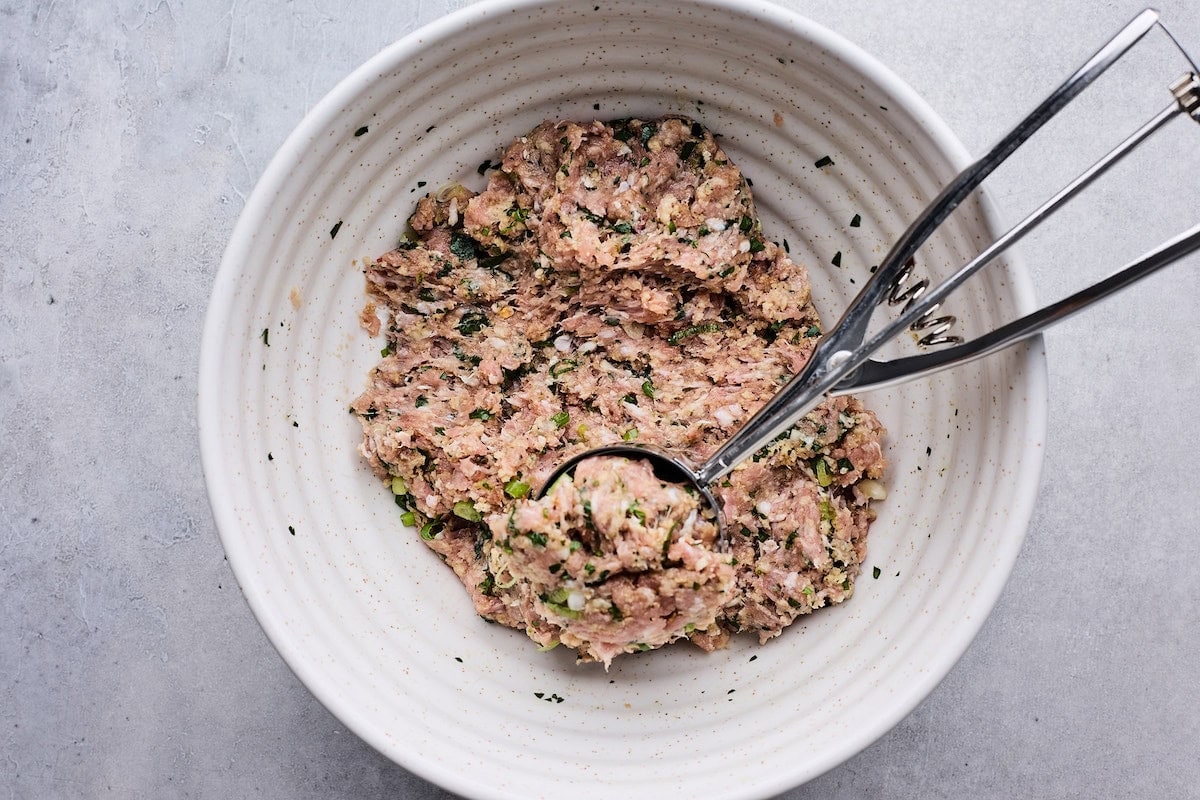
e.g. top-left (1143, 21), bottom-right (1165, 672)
top-left (330, 220), bottom-right (342, 239)
top-left (450, 232), bottom-right (477, 260)
top-left (668, 322), bottom-right (721, 345)
top-left (831, 251), bottom-right (842, 267)
top-left (469, 408), bottom-right (493, 421)
top-left (622, 428), bottom-right (639, 441)
top-left (415, 395), bottom-right (428, 408)
top-left (850, 213), bottom-right (862, 227)
top-left (641, 379), bottom-right (655, 399)
top-left (456, 310), bottom-right (489, 336)
top-left (551, 411), bottom-right (570, 428)
top-left (814, 155), bottom-right (834, 168)
top-left (354, 126), bottom-right (369, 137)
top-left (872, 566), bottom-right (881, 579)
top-left (261, 328), bottom-right (270, 346)
top-left (748, 238), bottom-right (766, 253)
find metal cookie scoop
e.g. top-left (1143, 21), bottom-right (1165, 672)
top-left (539, 9), bottom-right (1200, 534)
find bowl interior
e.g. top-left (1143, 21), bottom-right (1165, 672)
top-left (199, 2), bottom-right (1046, 798)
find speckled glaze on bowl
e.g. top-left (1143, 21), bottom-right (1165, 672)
top-left (198, 1), bottom-right (1047, 797)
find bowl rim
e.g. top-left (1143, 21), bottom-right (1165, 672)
top-left (198, 0), bottom-right (1049, 795)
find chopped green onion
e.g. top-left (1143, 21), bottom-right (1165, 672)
top-left (622, 428), bottom-right (639, 441)
top-left (872, 566), bottom-right (881, 579)
top-left (641, 379), bottom-right (655, 398)
top-left (505, 479), bottom-right (531, 499)
top-left (419, 519), bottom-right (443, 540)
top-left (551, 411), bottom-right (570, 428)
top-left (391, 476), bottom-right (408, 495)
top-left (748, 238), bottom-right (765, 253)
top-left (400, 511), bottom-right (417, 527)
top-left (453, 501), bottom-right (482, 522)
top-left (814, 458), bottom-right (834, 487)
top-left (469, 408), bottom-right (493, 421)
top-left (549, 359), bottom-right (578, 378)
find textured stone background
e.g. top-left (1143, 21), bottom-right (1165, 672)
top-left (2, 1), bottom-right (1198, 797)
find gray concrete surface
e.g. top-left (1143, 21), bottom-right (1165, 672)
top-left (2, 0), bottom-right (1198, 797)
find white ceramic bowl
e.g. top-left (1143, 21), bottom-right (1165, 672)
top-left (199, 1), bottom-right (1047, 797)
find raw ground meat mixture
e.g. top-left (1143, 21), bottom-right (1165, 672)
top-left (351, 116), bottom-right (887, 666)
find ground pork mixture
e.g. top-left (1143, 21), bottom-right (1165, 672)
top-left (352, 117), bottom-right (887, 666)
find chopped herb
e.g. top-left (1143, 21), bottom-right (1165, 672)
top-left (417, 180), bottom-right (427, 188)
top-left (873, 566), bottom-right (881, 579)
top-left (477, 158), bottom-right (493, 175)
top-left (433, 426), bottom-right (445, 435)
top-left (287, 525), bottom-right (295, 536)
top-left (668, 322), bottom-right (721, 345)
top-left (267, 452), bottom-right (273, 461)
top-left (559, 230), bottom-right (572, 239)
top-left (260, 328), bottom-right (270, 346)
top-left (415, 395), bottom-right (428, 408)
top-left (850, 213), bottom-right (862, 227)
top-left (611, 221), bottom-right (634, 234)
top-left (609, 603), bottom-right (624, 621)
top-left (814, 155), bottom-right (834, 168)
top-left (551, 410), bottom-right (570, 428)
top-left (804, 325), bottom-right (821, 338)
top-left (667, 220), bottom-right (677, 234)
top-left (831, 251), bottom-right (842, 267)
top-left (748, 238), bottom-right (765, 253)
top-left (622, 393), bottom-right (638, 405)
top-left (639, 122), bottom-right (657, 147)
top-left (505, 479), bottom-right (531, 499)
top-left (641, 379), bottom-right (655, 398)
top-left (638, 156), bottom-right (650, 167)
top-left (622, 428), bottom-right (639, 441)
top-left (400, 511), bottom-right (416, 527)
top-left (478, 252), bottom-right (513, 271)
top-left (837, 457), bottom-right (853, 471)
top-left (679, 141), bottom-right (697, 160)
top-left (783, 238), bottom-right (790, 253)
top-left (354, 125), bottom-right (368, 137)
top-left (379, 346), bottom-right (392, 357)
top-left (329, 220), bottom-right (342, 239)
top-left (739, 215), bottom-right (753, 233)
top-left (578, 208), bottom-right (605, 225)
top-left (456, 310), bottom-right (489, 335)
top-left (450, 231), bottom-right (477, 260)
top-left (468, 408), bottom-right (493, 421)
